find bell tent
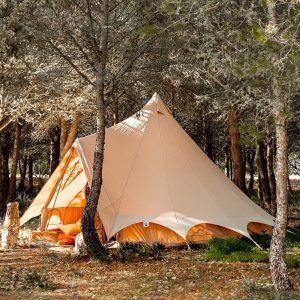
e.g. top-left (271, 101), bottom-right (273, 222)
top-left (20, 93), bottom-right (274, 245)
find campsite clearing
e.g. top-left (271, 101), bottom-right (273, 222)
top-left (0, 247), bottom-right (299, 300)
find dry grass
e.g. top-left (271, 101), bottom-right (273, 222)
top-left (0, 246), bottom-right (299, 300)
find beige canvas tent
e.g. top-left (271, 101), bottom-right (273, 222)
top-left (21, 93), bottom-right (274, 245)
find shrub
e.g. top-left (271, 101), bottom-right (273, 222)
top-left (205, 237), bottom-right (269, 262)
top-left (114, 242), bottom-right (166, 261)
top-left (1, 270), bottom-right (54, 291)
top-left (149, 242), bottom-right (165, 259)
top-left (114, 242), bottom-right (149, 262)
top-left (207, 237), bottom-right (252, 255)
top-left (23, 271), bottom-right (50, 289)
top-left (248, 231), bottom-right (300, 249)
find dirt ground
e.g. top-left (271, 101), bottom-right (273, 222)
top-left (0, 246), bottom-right (299, 300)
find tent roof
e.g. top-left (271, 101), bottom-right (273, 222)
top-left (74, 93), bottom-right (274, 240)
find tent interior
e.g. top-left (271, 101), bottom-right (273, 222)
top-left (21, 93), bottom-right (274, 246)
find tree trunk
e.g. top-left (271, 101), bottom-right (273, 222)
top-left (59, 116), bottom-right (68, 160)
top-left (0, 149), bottom-right (4, 212)
top-left (49, 127), bottom-right (60, 174)
top-left (270, 80), bottom-right (292, 291)
top-left (267, 0), bottom-right (292, 291)
top-left (267, 134), bottom-right (276, 215)
top-left (228, 110), bottom-right (247, 194)
top-left (225, 146), bottom-right (230, 178)
top-left (203, 123), bottom-right (213, 161)
top-left (8, 122), bottom-right (21, 202)
top-left (28, 156), bottom-right (34, 193)
top-left (257, 173), bottom-right (263, 203)
top-left (17, 156), bottom-right (28, 193)
top-left (0, 131), bottom-right (11, 205)
top-left (256, 139), bottom-right (272, 212)
top-left (82, 0), bottom-right (109, 258)
top-left (247, 149), bottom-right (255, 191)
top-left (113, 99), bottom-right (119, 125)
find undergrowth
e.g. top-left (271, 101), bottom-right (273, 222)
top-left (205, 237), bottom-right (300, 265)
top-left (0, 269), bottom-right (55, 291)
top-left (113, 242), bottom-right (165, 262)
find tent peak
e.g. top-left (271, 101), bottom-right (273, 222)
top-left (144, 93), bottom-right (172, 115)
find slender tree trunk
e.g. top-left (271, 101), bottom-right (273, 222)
top-left (256, 139), bottom-right (272, 212)
top-left (28, 156), bottom-right (34, 193)
top-left (229, 150), bottom-right (233, 180)
top-left (257, 173), bottom-right (263, 203)
top-left (1, 131), bottom-right (11, 203)
top-left (267, 0), bottom-right (292, 291)
top-left (0, 148), bottom-right (4, 212)
top-left (228, 110), bottom-right (247, 194)
top-left (59, 116), bottom-right (68, 160)
top-left (267, 134), bottom-right (276, 215)
top-left (225, 146), bottom-right (230, 178)
top-left (204, 123), bottom-right (213, 160)
top-left (270, 79), bottom-right (292, 291)
top-left (113, 99), bottom-right (119, 125)
top-left (82, 0), bottom-right (109, 258)
top-left (49, 127), bottom-right (60, 174)
top-left (17, 156), bottom-right (28, 193)
top-left (8, 122), bottom-right (21, 202)
top-left (247, 149), bottom-right (255, 191)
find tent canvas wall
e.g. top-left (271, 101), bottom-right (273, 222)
top-left (21, 93), bottom-right (274, 245)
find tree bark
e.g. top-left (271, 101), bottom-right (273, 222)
top-left (267, 134), bottom-right (276, 216)
top-left (82, 0), bottom-right (109, 258)
top-left (0, 148), bottom-right (4, 212)
top-left (113, 98), bottom-right (119, 125)
top-left (228, 110), bottom-right (247, 194)
top-left (0, 132), bottom-right (10, 210)
top-left (2, 135), bottom-right (10, 201)
top-left (59, 116), bottom-right (68, 160)
top-left (17, 155), bottom-right (28, 193)
top-left (256, 139), bottom-right (272, 212)
top-left (247, 149), bottom-right (255, 191)
top-left (49, 127), bottom-right (60, 174)
top-left (268, 0), bottom-right (292, 291)
top-left (225, 146), bottom-right (230, 178)
top-left (8, 122), bottom-right (21, 202)
top-left (28, 156), bottom-right (34, 193)
top-left (270, 79), bottom-right (292, 291)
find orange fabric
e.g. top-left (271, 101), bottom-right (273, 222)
top-left (248, 222), bottom-right (273, 235)
top-left (118, 222), bottom-right (185, 244)
top-left (47, 207), bottom-right (84, 228)
top-left (59, 223), bottom-right (81, 235)
top-left (67, 190), bottom-right (86, 207)
top-left (57, 233), bottom-right (76, 245)
top-left (187, 223), bottom-right (242, 242)
top-left (31, 230), bottom-right (61, 243)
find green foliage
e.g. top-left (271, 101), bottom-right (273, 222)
top-left (285, 253), bottom-right (300, 268)
top-left (139, 25), bottom-right (160, 36)
top-left (0, 269), bottom-right (54, 291)
top-left (114, 242), bottom-right (165, 262)
top-left (206, 237), bottom-right (300, 265)
top-left (251, 24), bottom-right (267, 43)
top-left (248, 232), bottom-right (300, 249)
top-left (207, 237), bottom-right (252, 255)
top-left (205, 237), bottom-right (268, 262)
top-left (23, 271), bottom-right (50, 289)
top-left (206, 247), bottom-right (268, 263)
top-left (149, 242), bottom-right (166, 259)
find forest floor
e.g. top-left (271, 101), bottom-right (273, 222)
top-left (0, 246), bottom-right (299, 300)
